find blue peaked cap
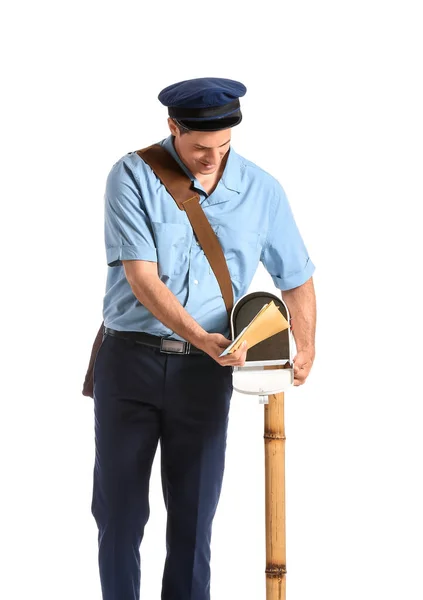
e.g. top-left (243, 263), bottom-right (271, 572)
top-left (158, 77), bottom-right (247, 131)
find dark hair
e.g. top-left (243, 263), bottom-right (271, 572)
top-left (172, 119), bottom-right (191, 135)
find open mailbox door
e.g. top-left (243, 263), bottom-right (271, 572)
top-left (230, 291), bottom-right (294, 397)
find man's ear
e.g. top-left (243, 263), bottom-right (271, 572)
top-left (168, 118), bottom-right (179, 137)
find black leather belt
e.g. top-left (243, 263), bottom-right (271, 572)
top-left (104, 327), bottom-right (205, 355)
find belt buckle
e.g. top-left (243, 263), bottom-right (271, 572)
top-left (160, 339), bottom-right (191, 355)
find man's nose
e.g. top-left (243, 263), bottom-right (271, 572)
top-left (205, 148), bottom-right (219, 164)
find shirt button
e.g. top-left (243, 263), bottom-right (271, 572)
top-left (194, 280), bottom-right (199, 285)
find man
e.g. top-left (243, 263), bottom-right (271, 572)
top-left (92, 77), bottom-right (316, 600)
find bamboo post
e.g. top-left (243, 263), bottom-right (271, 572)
top-left (264, 387), bottom-right (287, 600)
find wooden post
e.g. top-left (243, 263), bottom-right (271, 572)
top-left (264, 389), bottom-right (287, 599)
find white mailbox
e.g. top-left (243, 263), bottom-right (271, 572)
top-left (230, 291), bottom-right (294, 401)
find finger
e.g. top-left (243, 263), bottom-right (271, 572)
top-left (294, 371), bottom-right (307, 385)
top-left (294, 372), bottom-right (308, 385)
top-left (294, 363), bottom-right (308, 375)
top-left (232, 341), bottom-right (248, 360)
top-left (238, 340), bottom-right (248, 351)
top-left (220, 349), bottom-right (247, 367)
top-left (237, 342), bottom-right (248, 365)
top-left (218, 351), bottom-right (243, 366)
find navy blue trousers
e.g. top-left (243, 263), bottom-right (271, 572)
top-left (92, 333), bottom-right (233, 600)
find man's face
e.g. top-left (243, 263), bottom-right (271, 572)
top-left (168, 119), bottom-right (231, 178)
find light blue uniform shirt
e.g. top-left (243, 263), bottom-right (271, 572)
top-left (103, 136), bottom-right (315, 340)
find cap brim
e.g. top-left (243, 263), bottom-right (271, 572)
top-left (176, 113), bottom-right (242, 132)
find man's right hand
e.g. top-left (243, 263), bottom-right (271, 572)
top-left (196, 333), bottom-right (248, 367)
top-left (121, 262), bottom-right (248, 367)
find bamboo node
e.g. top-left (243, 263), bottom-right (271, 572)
top-left (265, 565), bottom-right (287, 579)
top-left (263, 433), bottom-right (286, 440)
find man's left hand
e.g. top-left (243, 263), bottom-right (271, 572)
top-left (292, 349), bottom-right (315, 386)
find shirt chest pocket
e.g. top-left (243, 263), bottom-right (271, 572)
top-left (151, 222), bottom-right (192, 281)
top-left (213, 224), bottom-right (263, 284)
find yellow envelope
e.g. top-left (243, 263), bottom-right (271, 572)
top-left (228, 300), bottom-right (289, 353)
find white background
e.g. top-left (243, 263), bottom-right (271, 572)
top-left (2, 1), bottom-right (423, 599)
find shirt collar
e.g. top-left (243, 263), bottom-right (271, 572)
top-left (220, 145), bottom-right (242, 193)
top-left (160, 135), bottom-right (242, 195)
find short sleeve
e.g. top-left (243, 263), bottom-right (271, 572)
top-left (104, 158), bottom-right (157, 267)
top-left (260, 183), bottom-right (315, 290)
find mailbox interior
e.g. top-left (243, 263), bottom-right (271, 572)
top-left (231, 292), bottom-right (291, 363)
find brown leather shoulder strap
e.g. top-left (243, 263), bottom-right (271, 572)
top-left (137, 144), bottom-right (196, 210)
top-left (136, 144), bottom-right (234, 316)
